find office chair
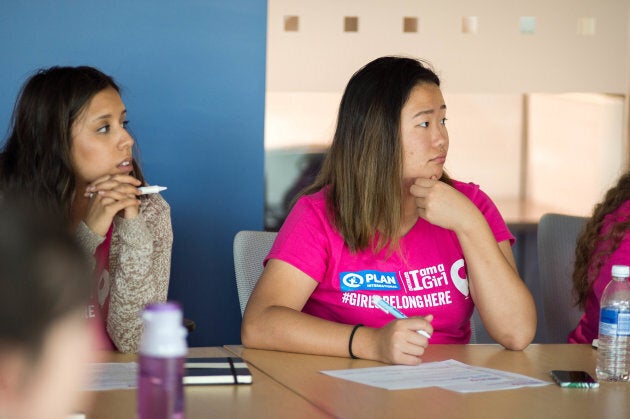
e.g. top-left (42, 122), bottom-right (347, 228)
top-left (537, 213), bottom-right (589, 343)
top-left (233, 230), bottom-right (278, 316)
top-left (469, 309), bottom-right (489, 344)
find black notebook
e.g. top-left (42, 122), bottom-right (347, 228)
top-left (184, 357), bottom-right (252, 385)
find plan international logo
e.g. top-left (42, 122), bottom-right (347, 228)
top-left (339, 270), bottom-right (401, 292)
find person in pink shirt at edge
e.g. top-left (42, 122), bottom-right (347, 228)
top-left (0, 66), bottom-right (173, 353)
top-left (242, 56), bottom-right (537, 365)
top-left (569, 170), bottom-right (630, 344)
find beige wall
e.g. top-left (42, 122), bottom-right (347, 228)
top-left (267, 0), bottom-right (628, 93)
top-left (265, 0), bottom-right (630, 215)
top-left (442, 94), bottom-right (523, 200)
top-left (527, 93), bottom-right (625, 216)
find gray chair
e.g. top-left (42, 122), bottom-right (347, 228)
top-left (469, 309), bottom-right (490, 344)
top-left (233, 230), bottom-right (278, 316)
top-left (537, 213), bottom-right (589, 343)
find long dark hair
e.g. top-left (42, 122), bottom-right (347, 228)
top-left (0, 66), bottom-right (144, 221)
top-left (302, 56), bottom-right (451, 252)
top-left (573, 170), bottom-right (630, 308)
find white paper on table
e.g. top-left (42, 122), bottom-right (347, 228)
top-left (83, 362), bottom-right (138, 391)
top-left (321, 359), bottom-right (550, 393)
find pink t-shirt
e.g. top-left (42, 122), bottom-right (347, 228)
top-left (86, 225), bottom-right (115, 350)
top-left (568, 201), bottom-right (630, 344)
top-left (267, 180), bottom-right (514, 344)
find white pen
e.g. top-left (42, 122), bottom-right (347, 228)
top-left (371, 295), bottom-right (432, 339)
top-left (138, 185), bottom-right (167, 195)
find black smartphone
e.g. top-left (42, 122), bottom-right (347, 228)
top-left (550, 370), bottom-right (599, 388)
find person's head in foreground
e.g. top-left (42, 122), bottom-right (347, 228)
top-left (0, 200), bottom-right (94, 419)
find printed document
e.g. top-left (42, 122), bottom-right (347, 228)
top-left (83, 363), bottom-right (138, 391)
top-left (321, 359), bottom-right (550, 393)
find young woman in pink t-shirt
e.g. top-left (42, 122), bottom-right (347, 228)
top-left (242, 56), bottom-right (536, 365)
top-left (569, 171), bottom-right (630, 343)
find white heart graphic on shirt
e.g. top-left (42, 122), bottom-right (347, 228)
top-left (450, 259), bottom-right (469, 297)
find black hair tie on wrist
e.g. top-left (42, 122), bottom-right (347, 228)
top-left (349, 324), bottom-right (364, 359)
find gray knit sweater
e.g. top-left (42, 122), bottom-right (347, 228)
top-left (75, 193), bottom-right (173, 353)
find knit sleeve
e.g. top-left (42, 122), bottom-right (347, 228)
top-left (74, 220), bottom-right (106, 272)
top-left (107, 193), bottom-right (173, 353)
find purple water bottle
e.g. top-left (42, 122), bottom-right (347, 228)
top-left (138, 302), bottom-right (188, 419)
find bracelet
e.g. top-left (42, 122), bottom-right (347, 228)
top-left (348, 324), bottom-right (364, 359)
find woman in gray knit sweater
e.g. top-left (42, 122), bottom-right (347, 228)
top-left (0, 66), bottom-right (173, 353)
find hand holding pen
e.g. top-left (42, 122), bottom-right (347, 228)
top-left (372, 295), bottom-right (433, 338)
top-left (83, 174), bottom-right (143, 235)
top-left (83, 178), bottom-right (167, 236)
top-left (366, 295), bottom-right (433, 365)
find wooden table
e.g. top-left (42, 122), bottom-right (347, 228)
top-left (225, 344), bottom-right (630, 419)
top-left (85, 347), bottom-right (326, 418)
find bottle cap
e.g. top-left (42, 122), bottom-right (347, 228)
top-left (139, 301), bottom-right (188, 357)
top-left (611, 265), bottom-right (630, 278)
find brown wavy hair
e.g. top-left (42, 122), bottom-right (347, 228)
top-left (300, 56), bottom-right (451, 253)
top-left (573, 170), bottom-right (630, 308)
top-left (0, 66), bottom-right (145, 222)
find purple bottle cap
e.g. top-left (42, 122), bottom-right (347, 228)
top-left (140, 301), bottom-right (187, 357)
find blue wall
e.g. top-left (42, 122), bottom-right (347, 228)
top-left (0, 1), bottom-right (266, 346)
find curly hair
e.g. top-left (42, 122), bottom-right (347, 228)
top-left (572, 170), bottom-right (630, 308)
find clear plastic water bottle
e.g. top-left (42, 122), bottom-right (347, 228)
top-left (138, 302), bottom-right (188, 418)
top-left (596, 264), bottom-right (630, 382)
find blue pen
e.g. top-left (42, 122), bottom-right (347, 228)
top-left (371, 295), bottom-right (432, 339)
